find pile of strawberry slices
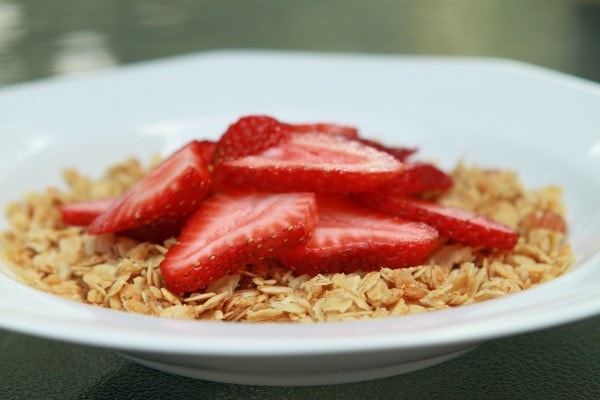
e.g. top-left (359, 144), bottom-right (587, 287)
top-left (59, 115), bottom-right (518, 295)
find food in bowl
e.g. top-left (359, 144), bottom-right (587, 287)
top-left (0, 116), bottom-right (574, 322)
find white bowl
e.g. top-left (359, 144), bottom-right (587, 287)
top-left (0, 51), bottom-right (599, 386)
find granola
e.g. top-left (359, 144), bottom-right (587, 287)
top-left (0, 158), bottom-right (574, 322)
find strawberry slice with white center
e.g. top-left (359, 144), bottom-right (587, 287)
top-left (278, 195), bottom-right (440, 275)
top-left (216, 132), bottom-right (402, 193)
top-left (359, 193), bottom-right (518, 250)
top-left (160, 191), bottom-right (318, 294)
top-left (290, 122), bottom-right (418, 162)
top-left (87, 140), bottom-right (212, 235)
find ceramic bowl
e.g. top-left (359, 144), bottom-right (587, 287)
top-left (0, 51), bottom-right (598, 386)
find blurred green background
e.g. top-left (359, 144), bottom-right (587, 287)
top-left (0, 0), bottom-right (599, 87)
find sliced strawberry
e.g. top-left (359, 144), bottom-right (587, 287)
top-left (292, 123), bottom-right (417, 161)
top-left (124, 219), bottom-right (187, 243)
top-left (212, 115), bottom-right (290, 165)
top-left (87, 141), bottom-right (212, 235)
top-left (160, 191), bottom-right (318, 294)
top-left (359, 194), bottom-right (518, 250)
top-left (59, 198), bottom-right (114, 226)
top-left (355, 138), bottom-right (417, 162)
top-left (375, 162), bottom-right (453, 196)
top-left (60, 198), bottom-right (184, 242)
top-left (196, 140), bottom-right (216, 167)
top-left (216, 131), bottom-right (402, 193)
top-left (291, 123), bottom-right (359, 139)
top-left (278, 195), bottom-right (440, 275)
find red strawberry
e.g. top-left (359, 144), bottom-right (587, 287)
top-left (212, 115), bottom-right (290, 165)
top-left (60, 198), bottom-right (184, 242)
top-left (356, 138), bottom-right (417, 162)
top-left (196, 140), bottom-right (216, 167)
top-left (359, 194), bottom-right (518, 250)
top-left (60, 198), bottom-right (114, 226)
top-left (160, 191), bottom-right (318, 294)
top-left (88, 141), bottom-right (212, 235)
top-left (291, 123), bottom-right (359, 138)
top-left (216, 131), bottom-right (402, 193)
top-left (278, 195), bottom-right (440, 275)
top-left (292, 123), bottom-right (417, 161)
top-left (375, 162), bottom-right (453, 196)
top-left (124, 219), bottom-right (187, 243)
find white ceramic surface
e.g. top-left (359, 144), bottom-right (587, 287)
top-left (0, 51), bottom-right (599, 386)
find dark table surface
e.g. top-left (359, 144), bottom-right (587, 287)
top-left (1, 1), bottom-right (599, 399)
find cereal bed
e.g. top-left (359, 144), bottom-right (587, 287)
top-left (0, 158), bottom-right (574, 322)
